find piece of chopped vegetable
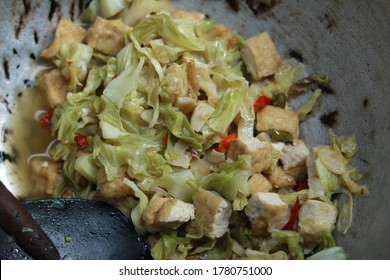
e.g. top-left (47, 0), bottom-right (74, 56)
top-left (253, 95), bottom-right (272, 110)
top-left (39, 110), bottom-right (53, 128)
top-left (283, 198), bottom-right (300, 231)
top-left (74, 134), bottom-right (89, 148)
top-left (271, 93), bottom-right (287, 108)
top-left (268, 128), bottom-right (293, 142)
top-left (215, 133), bottom-right (237, 152)
top-left (296, 89), bottom-right (322, 121)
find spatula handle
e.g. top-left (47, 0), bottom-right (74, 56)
top-left (0, 181), bottom-right (60, 260)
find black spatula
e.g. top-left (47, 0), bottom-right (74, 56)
top-left (0, 182), bottom-right (152, 260)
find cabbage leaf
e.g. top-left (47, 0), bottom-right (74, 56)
top-left (200, 156), bottom-right (250, 210)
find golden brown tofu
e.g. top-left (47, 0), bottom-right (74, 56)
top-left (162, 63), bottom-right (189, 103)
top-left (37, 69), bottom-right (69, 108)
top-left (241, 32), bottom-right (281, 80)
top-left (41, 18), bottom-right (87, 60)
top-left (187, 189), bottom-right (232, 239)
top-left (143, 193), bottom-right (195, 232)
top-left (30, 158), bottom-right (61, 195)
top-left (298, 200), bottom-right (338, 241)
top-left (267, 166), bottom-right (296, 189)
top-left (256, 106), bottom-right (300, 139)
top-left (174, 96), bottom-right (197, 114)
top-left (248, 173), bottom-right (273, 195)
top-left (208, 23), bottom-right (239, 49)
top-left (85, 17), bottom-right (132, 56)
top-left (245, 192), bottom-right (289, 236)
top-left (98, 173), bottom-right (133, 200)
top-left (227, 137), bottom-right (273, 175)
top-left (172, 9), bottom-right (206, 21)
top-left (280, 140), bottom-right (310, 170)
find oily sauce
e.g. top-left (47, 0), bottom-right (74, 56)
top-left (6, 87), bottom-right (53, 199)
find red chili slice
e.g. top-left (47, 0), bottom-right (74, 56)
top-left (74, 134), bottom-right (89, 149)
top-left (39, 110), bottom-right (53, 128)
top-left (162, 134), bottom-right (168, 145)
top-left (283, 198), bottom-right (300, 231)
top-left (253, 95), bottom-right (272, 110)
top-left (215, 133), bottom-right (237, 153)
top-left (296, 180), bottom-right (309, 192)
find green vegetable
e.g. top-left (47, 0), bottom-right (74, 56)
top-left (307, 73), bottom-right (331, 87)
top-left (52, 97), bottom-right (97, 144)
top-left (79, 0), bottom-right (127, 22)
top-left (74, 153), bottom-right (98, 183)
top-left (307, 246), bottom-right (347, 260)
top-left (205, 88), bottom-right (245, 135)
top-left (153, 169), bottom-right (198, 203)
top-left (271, 93), bottom-right (287, 108)
top-left (271, 231), bottom-right (304, 260)
top-left (160, 103), bottom-right (204, 152)
top-left (237, 94), bottom-right (255, 139)
top-left (130, 13), bottom-right (205, 51)
top-left (200, 156), bottom-right (250, 210)
top-left (340, 133), bottom-right (359, 158)
top-left (119, 0), bottom-right (173, 27)
top-left (335, 190), bottom-right (353, 235)
top-left (296, 89), bottom-right (322, 121)
top-left (56, 43), bottom-right (93, 92)
top-left (340, 168), bottom-right (369, 196)
top-left (123, 178), bottom-right (149, 235)
top-left (151, 231), bottom-right (180, 260)
top-left (67, 66), bottom-right (106, 105)
top-left (315, 157), bottom-right (339, 196)
top-left (316, 229), bottom-right (336, 250)
top-left (187, 234), bottom-right (233, 260)
top-left (244, 250), bottom-right (289, 260)
top-left (268, 128), bottom-right (293, 142)
top-left (316, 145), bottom-right (346, 175)
top-left (102, 56), bottom-right (145, 109)
top-left (97, 141), bottom-right (171, 182)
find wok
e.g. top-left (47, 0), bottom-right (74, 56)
top-left (0, 0), bottom-right (389, 259)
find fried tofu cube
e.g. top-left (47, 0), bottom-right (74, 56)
top-left (248, 173), bottom-right (273, 194)
top-left (256, 106), bottom-right (299, 139)
top-left (41, 18), bottom-right (87, 60)
top-left (267, 166), bottom-right (296, 188)
top-left (37, 69), bottom-right (69, 108)
top-left (188, 189), bottom-right (232, 239)
top-left (280, 140), bottom-right (310, 170)
top-left (163, 64), bottom-right (185, 101)
top-left (30, 158), bottom-right (61, 195)
top-left (208, 23), bottom-right (239, 49)
top-left (241, 32), bottom-right (281, 80)
top-left (174, 96), bottom-right (197, 114)
top-left (98, 173), bottom-right (133, 200)
top-left (172, 9), bottom-right (206, 21)
top-left (227, 137), bottom-right (273, 175)
top-left (244, 192), bottom-right (289, 235)
top-left (85, 17), bottom-right (132, 56)
top-left (143, 193), bottom-right (195, 232)
top-left (298, 200), bottom-right (337, 241)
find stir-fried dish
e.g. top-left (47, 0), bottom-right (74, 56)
top-left (27, 0), bottom-right (368, 260)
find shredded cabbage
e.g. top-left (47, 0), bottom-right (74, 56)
top-left (29, 2), bottom-right (369, 260)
